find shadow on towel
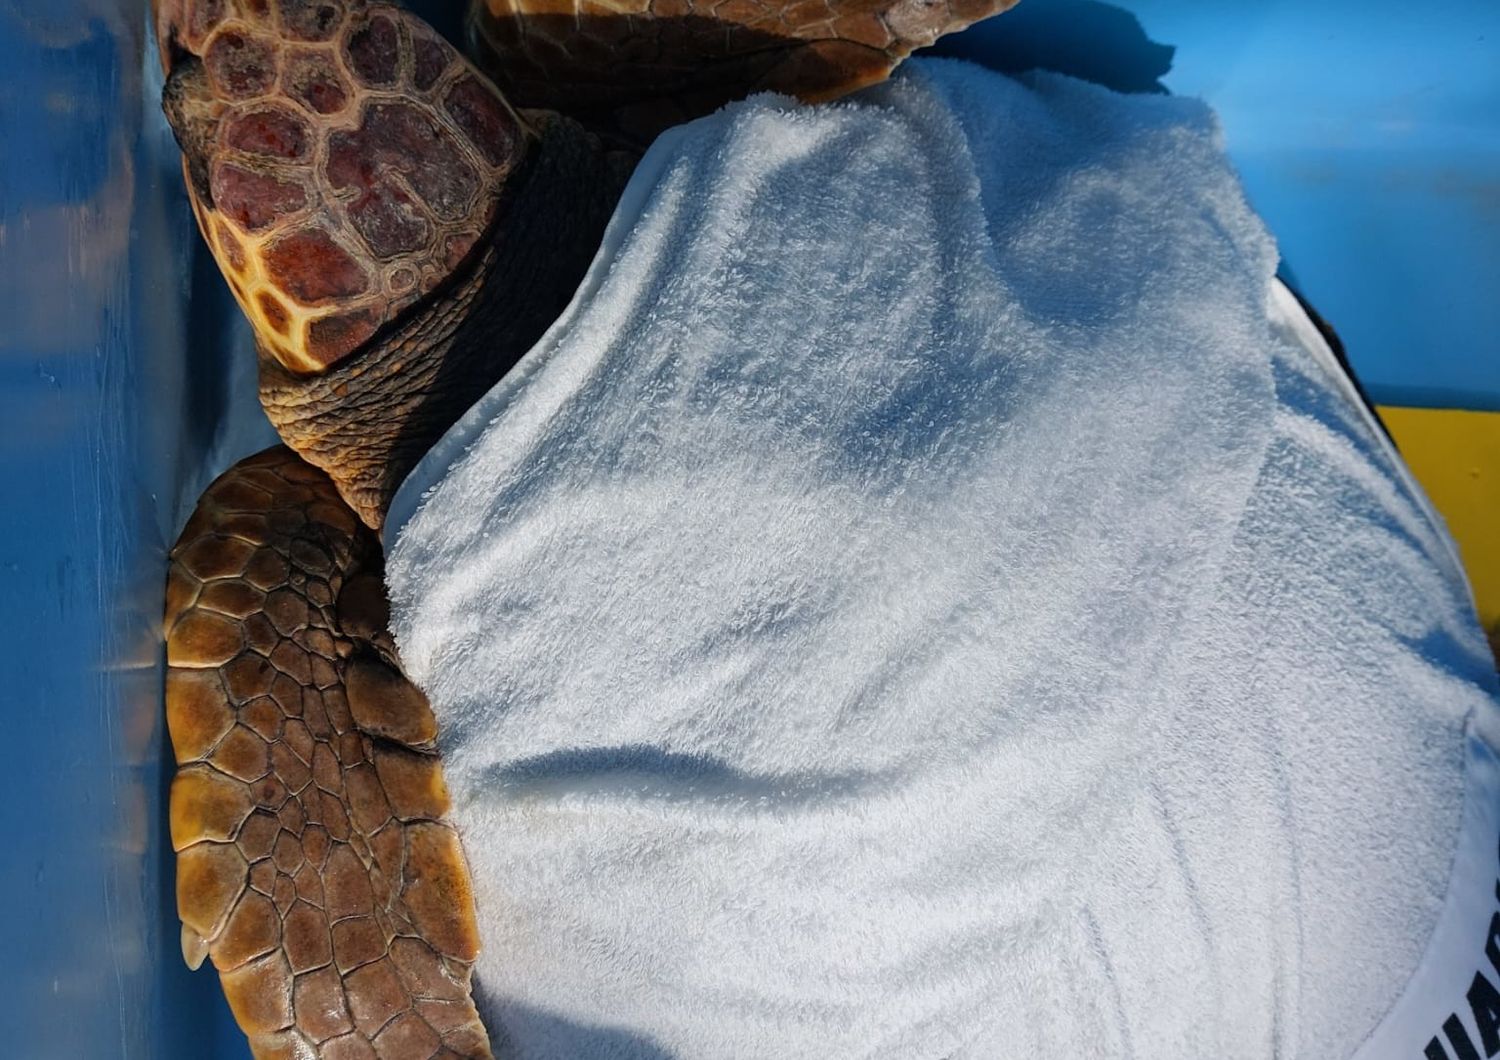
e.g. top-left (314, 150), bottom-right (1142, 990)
top-left (482, 744), bottom-right (885, 807)
top-left (480, 998), bottom-right (679, 1060)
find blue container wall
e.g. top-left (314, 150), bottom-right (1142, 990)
top-left (0, 1), bottom-right (1494, 1058)
top-left (935, 0), bottom-right (1500, 410)
top-left (0, 2), bottom-right (270, 1054)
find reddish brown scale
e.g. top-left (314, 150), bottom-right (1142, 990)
top-left (332, 918), bottom-right (384, 971)
top-left (344, 12), bottom-right (402, 86)
top-left (442, 76), bottom-right (520, 168)
top-left (212, 164), bottom-right (309, 232)
top-left (205, 28), bottom-right (278, 99)
top-left (283, 49), bottom-right (350, 115)
top-left (193, 0), bottom-right (230, 36)
top-left (163, 0), bottom-right (530, 373)
top-left (294, 966), bottom-right (351, 1039)
top-left (468, 0), bottom-right (1019, 141)
top-left (307, 309), bottom-right (382, 365)
top-left (165, 440), bottom-right (495, 1055)
top-left (409, 30), bottom-right (447, 91)
top-left (257, 292), bottom-right (293, 336)
top-left (278, 0), bottom-right (345, 42)
top-left (346, 182), bottom-right (431, 260)
top-left (440, 233), bottom-right (476, 272)
top-left (213, 727), bottom-right (271, 781)
top-left (224, 107), bottom-right (311, 161)
top-left (264, 229), bottom-right (371, 305)
top-left (327, 103), bottom-right (481, 223)
top-left (380, 1012), bottom-right (442, 1056)
top-left (213, 218), bottom-right (248, 271)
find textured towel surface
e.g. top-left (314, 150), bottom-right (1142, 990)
top-left (385, 61), bottom-right (1500, 1058)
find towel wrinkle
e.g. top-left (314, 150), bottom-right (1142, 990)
top-left (387, 60), bottom-right (1500, 1058)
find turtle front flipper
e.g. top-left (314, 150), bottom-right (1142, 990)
top-left (157, 0), bottom-right (624, 528)
top-left (165, 447), bottom-right (492, 1060)
top-left (466, 0), bottom-right (1021, 142)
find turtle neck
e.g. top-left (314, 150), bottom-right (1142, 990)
top-left (258, 112), bottom-right (633, 529)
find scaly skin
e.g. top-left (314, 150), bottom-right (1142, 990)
top-left (158, 4), bottom-right (507, 1054)
top-left (468, 0), bottom-right (1020, 141)
top-left (162, 0), bottom-right (529, 372)
top-left (158, 0), bottom-right (1021, 1054)
top-left (166, 447), bottom-right (491, 1059)
top-left (260, 110), bottom-right (629, 529)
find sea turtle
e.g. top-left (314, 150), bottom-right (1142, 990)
top-left (154, 0), bottom-right (1015, 1055)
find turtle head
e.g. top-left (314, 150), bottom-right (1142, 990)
top-left (159, 0), bottom-right (532, 374)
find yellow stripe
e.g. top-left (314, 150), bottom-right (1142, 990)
top-left (1378, 405), bottom-right (1500, 643)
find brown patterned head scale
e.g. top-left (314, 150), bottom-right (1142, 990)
top-left (161, 0), bottom-right (531, 374)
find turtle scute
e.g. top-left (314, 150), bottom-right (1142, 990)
top-left (468, 0), bottom-right (1021, 140)
top-left (161, 0), bottom-right (532, 375)
top-left (165, 446), bottom-right (491, 1059)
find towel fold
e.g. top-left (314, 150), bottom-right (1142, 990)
top-left (386, 60), bottom-right (1500, 1058)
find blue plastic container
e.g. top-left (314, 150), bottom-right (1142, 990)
top-left (0, 1), bottom-right (1493, 1055)
top-left (933, 0), bottom-right (1500, 412)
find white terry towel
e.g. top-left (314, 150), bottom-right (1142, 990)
top-left (385, 61), bottom-right (1500, 1058)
